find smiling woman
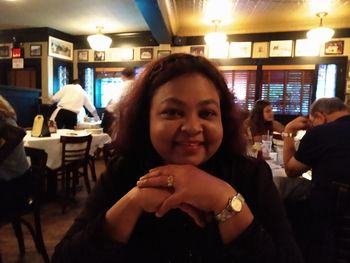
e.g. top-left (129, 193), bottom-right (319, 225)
top-left (52, 53), bottom-right (303, 263)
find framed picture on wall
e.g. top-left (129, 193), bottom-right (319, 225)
top-left (78, 50), bottom-right (89, 61)
top-left (140, 47), bottom-right (153, 60)
top-left (190, 46), bottom-right (205, 56)
top-left (0, 44), bottom-right (11, 58)
top-left (269, 40), bottom-right (293, 57)
top-left (94, 51), bottom-right (105, 61)
top-left (324, 40), bottom-right (344, 55)
top-left (48, 36), bottom-right (73, 60)
top-left (157, 50), bottom-right (171, 59)
top-left (252, 42), bottom-right (269, 58)
top-left (229, 42), bottom-right (252, 58)
top-left (30, 44), bottom-right (42, 56)
top-left (347, 61), bottom-right (350, 80)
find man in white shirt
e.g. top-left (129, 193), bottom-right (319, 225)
top-left (50, 79), bottom-right (100, 129)
top-left (101, 68), bottom-right (135, 134)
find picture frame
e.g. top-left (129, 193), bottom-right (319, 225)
top-left (252, 42), bottom-right (269, 58)
top-left (347, 61), bottom-right (350, 80)
top-left (94, 51), bottom-right (105, 61)
top-left (121, 48), bottom-right (134, 60)
top-left (0, 45), bottom-right (10, 58)
top-left (269, 40), bottom-right (293, 57)
top-left (48, 36), bottom-right (73, 60)
top-left (30, 44), bottom-right (42, 56)
top-left (157, 50), bottom-right (171, 59)
top-left (294, 39), bottom-right (319, 57)
top-left (140, 47), bottom-right (153, 60)
top-left (78, 50), bottom-right (89, 61)
top-left (190, 46), bottom-right (205, 56)
top-left (229, 42), bottom-right (252, 58)
top-left (324, 40), bottom-right (344, 55)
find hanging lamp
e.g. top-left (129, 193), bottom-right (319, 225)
top-left (87, 26), bottom-right (112, 51)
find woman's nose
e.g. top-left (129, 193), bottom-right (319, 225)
top-left (180, 115), bottom-right (203, 134)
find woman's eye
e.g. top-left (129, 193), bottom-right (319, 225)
top-left (161, 109), bottom-right (182, 118)
top-left (199, 110), bottom-right (217, 119)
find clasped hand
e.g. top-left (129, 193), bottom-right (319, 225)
top-left (137, 164), bottom-right (235, 227)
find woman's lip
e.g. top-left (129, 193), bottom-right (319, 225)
top-left (176, 141), bottom-right (203, 146)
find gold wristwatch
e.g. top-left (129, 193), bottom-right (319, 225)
top-left (215, 193), bottom-right (245, 223)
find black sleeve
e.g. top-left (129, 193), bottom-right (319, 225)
top-left (51, 157), bottom-right (137, 263)
top-left (225, 158), bottom-right (305, 262)
top-left (0, 117), bottom-right (26, 163)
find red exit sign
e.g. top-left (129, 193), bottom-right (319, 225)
top-left (12, 48), bottom-right (22, 58)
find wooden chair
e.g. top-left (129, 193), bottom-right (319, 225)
top-left (332, 181), bottom-right (350, 263)
top-left (0, 147), bottom-right (50, 263)
top-left (102, 142), bottom-right (118, 166)
top-left (54, 134), bottom-right (92, 213)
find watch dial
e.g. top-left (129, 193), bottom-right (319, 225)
top-left (232, 199), bottom-right (242, 212)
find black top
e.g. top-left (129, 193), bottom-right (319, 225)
top-left (52, 155), bottom-right (303, 263)
top-left (295, 115), bottom-right (350, 187)
top-left (294, 115), bottom-right (350, 262)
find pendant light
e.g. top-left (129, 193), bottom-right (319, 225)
top-left (87, 26), bottom-right (112, 51)
top-left (307, 12), bottom-right (334, 44)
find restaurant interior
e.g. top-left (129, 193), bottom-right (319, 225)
top-left (1, 0), bottom-right (350, 262)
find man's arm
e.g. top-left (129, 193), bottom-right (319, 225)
top-left (283, 116), bottom-right (311, 177)
top-left (83, 95), bottom-right (100, 121)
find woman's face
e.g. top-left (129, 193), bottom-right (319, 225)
top-left (263, 105), bottom-right (274, 121)
top-left (149, 73), bottom-right (223, 165)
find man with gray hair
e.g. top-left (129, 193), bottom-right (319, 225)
top-left (283, 97), bottom-right (350, 263)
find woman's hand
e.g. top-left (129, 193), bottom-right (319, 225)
top-left (136, 186), bottom-right (173, 213)
top-left (137, 164), bottom-right (235, 223)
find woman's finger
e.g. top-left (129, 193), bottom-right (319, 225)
top-left (137, 174), bottom-right (175, 189)
top-left (178, 204), bottom-right (206, 227)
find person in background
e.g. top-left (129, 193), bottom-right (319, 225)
top-left (283, 97), bottom-right (350, 263)
top-left (101, 67), bottom-right (135, 135)
top-left (52, 53), bottom-right (303, 263)
top-left (245, 99), bottom-right (285, 142)
top-left (0, 95), bottom-right (31, 213)
top-left (50, 79), bottom-right (100, 129)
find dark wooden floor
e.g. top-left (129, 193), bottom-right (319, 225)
top-left (0, 158), bottom-right (107, 263)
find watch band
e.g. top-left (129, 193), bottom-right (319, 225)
top-left (215, 193), bottom-right (245, 223)
top-left (281, 132), bottom-right (294, 139)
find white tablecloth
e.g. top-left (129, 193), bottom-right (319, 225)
top-left (23, 129), bottom-right (111, 169)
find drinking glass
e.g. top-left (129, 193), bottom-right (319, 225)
top-left (261, 135), bottom-right (272, 159)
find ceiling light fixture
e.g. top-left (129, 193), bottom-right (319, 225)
top-left (87, 26), bottom-right (112, 51)
top-left (204, 19), bottom-right (227, 46)
top-left (307, 12), bottom-right (334, 44)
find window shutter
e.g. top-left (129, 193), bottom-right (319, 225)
top-left (261, 70), bottom-right (313, 115)
top-left (222, 70), bottom-right (256, 111)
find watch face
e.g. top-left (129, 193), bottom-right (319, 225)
top-left (231, 198), bottom-right (243, 212)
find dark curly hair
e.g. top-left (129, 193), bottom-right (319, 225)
top-left (113, 53), bottom-right (245, 163)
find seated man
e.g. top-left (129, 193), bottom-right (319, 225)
top-left (283, 97), bottom-right (350, 263)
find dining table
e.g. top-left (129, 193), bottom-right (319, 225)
top-left (23, 129), bottom-right (111, 170)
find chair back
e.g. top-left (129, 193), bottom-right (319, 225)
top-left (60, 134), bottom-right (92, 168)
top-left (332, 181), bottom-right (350, 262)
top-left (24, 146), bottom-right (48, 203)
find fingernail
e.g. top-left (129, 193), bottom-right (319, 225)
top-left (155, 212), bottom-right (163, 217)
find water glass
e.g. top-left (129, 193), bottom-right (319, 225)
top-left (261, 135), bottom-right (272, 158)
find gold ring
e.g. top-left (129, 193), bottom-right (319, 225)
top-left (167, 175), bottom-right (174, 187)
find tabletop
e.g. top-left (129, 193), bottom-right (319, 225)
top-left (23, 129), bottom-right (111, 169)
